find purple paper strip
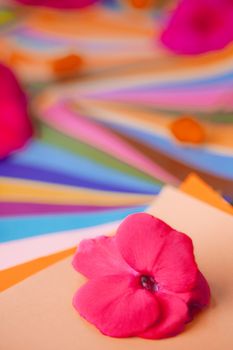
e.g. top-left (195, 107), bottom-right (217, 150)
top-left (0, 162), bottom-right (154, 195)
top-left (0, 202), bottom-right (125, 217)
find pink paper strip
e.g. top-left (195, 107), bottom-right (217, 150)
top-left (87, 86), bottom-right (233, 111)
top-left (40, 102), bottom-right (178, 185)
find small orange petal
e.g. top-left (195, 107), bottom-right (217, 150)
top-left (52, 54), bottom-right (83, 77)
top-left (127, 0), bottom-right (155, 9)
top-left (170, 116), bottom-right (206, 144)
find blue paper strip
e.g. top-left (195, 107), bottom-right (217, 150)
top-left (0, 205), bottom-right (146, 243)
top-left (8, 141), bottom-right (161, 193)
top-left (0, 162), bottom-right (159, 195)
top-left (102, 120), bottom-right (233, 180)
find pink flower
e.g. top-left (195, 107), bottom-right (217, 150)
top-left (72, 213), bottom-right (210, 339)
top-left (0, 63), bottom-right (33, 159)
top-left (161, 0), bottom-right (233, 55)
top-left (14, 0), bottom-right (99, 9)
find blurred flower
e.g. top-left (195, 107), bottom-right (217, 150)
top-left (0, 63), bottom-right (32, 158)
top-left (14, 0), bottom-right (99, 9)
top-left (161, 0), bottom-right (233, 54)
top-left (73, 213), bottom-right (210, 339)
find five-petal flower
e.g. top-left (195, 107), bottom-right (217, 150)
top-left (161, 0), bottom-right (233, 55)
top-left (73, 213), bottom-right (210, 339)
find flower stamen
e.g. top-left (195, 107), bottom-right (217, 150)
top-left (140, 275), bottom-right (159, 293)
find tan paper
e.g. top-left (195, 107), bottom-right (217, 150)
top-left (1, 187), bottom-right (233, 350)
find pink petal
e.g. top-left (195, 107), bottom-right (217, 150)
top-left (116, 213), bottom-right (174, 273)
top-left (163, 271), bottom-right (210, 320)
top-left (140, 294), bottom-right (189, 339)
top-left (187, 272), bottom-right (211, 317)
top-left (15, 0), bottom-right (99, 9)
top-left (72, 236), bottom-right (135, 279)
top-left (153, 230), bottom-right (198, 293)
top-left (73, 274), bottom-right (160, 337)
top-left (116, 213), bottom-right (197, 292)
top-left (0, 64), bottom-right (32, 158)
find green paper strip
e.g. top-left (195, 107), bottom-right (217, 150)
top-left (38, 123), bottom-right (161, 186)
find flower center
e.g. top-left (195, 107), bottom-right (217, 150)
top-left (140, 275), bottom-right (159, 293)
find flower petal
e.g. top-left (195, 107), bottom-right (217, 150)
top-left (187, 272), bottom-right (211, 317)
top-left (0, 63), bottom-right (32, 158)
top-left (73, 274), bottom-right (160, 337)
top-left (162, 272), bottom-right (210, 321)
top-left (15, 0), bottom-right (99, 9)
top-left (116, 213), bottom-right (174, 273)
top-left (116, 213), bottom-right (197, 292)
top-left (140, 294), bottom-right (189, 339)
top-left (72, 236), bottom-right (135, 279)
top-left (153, 230), bottom-right (198, 292)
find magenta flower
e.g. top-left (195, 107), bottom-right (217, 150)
top-left (72, 213), bottom-right (210, 339)
top-left (161, 0), bottom-right (233, 55)
top-left (14, 0), bottom-right (99, 9)
top-left (0, 63), bottom-right (33, 159)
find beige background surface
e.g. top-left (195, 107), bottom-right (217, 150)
top-left (1, 187), bottom-right (233, 350)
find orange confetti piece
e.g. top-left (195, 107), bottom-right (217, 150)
top-left (170, 116), bottom-right (206, 144)
top-left (127, 0), bottom-right (155, 9)
top-left (52, 54), bottom-right (83, 77)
